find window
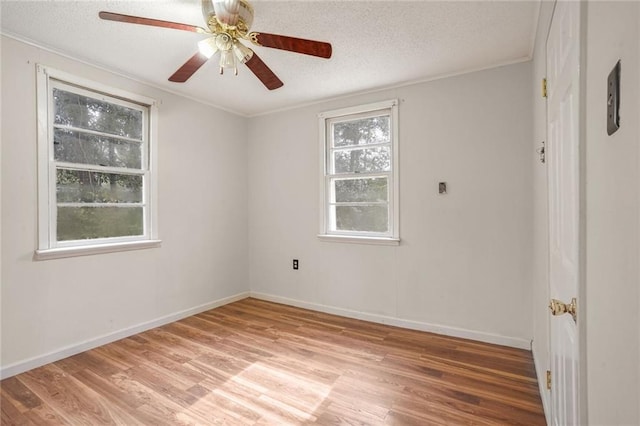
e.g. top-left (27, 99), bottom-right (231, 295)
top-left (35, 65), bottom-right (159, 259)
top-left (319, 100), bottom-right (399, 244)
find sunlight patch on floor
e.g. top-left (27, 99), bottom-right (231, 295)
top-left (182, 360), bottom-right (331, 423)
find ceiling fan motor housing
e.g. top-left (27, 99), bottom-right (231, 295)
top-left (211, 0), bottom-right (254, 34)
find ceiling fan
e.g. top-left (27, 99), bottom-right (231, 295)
top-left (99, 0), bottom-right (332, 90)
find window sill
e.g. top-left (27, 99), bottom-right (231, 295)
top-left (34, 240), bottom-right (162, 261)
top-left (317, 234), bottom-right (400, 246)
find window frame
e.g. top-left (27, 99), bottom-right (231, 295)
top-left (318, 99), bottom-right (400, 245)
top-left (35, 65), bottom-right (160, 260)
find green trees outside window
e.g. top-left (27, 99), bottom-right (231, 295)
top-left (52, 84), bottom-right (148, 242)
top-left (322, 100), bottom-right (398, 239)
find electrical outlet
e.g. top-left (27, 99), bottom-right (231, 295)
top-left (293, 259), bottom-right (299, 270)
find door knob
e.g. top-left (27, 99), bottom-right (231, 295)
top-left (549, 298), bottom-right (577, 323)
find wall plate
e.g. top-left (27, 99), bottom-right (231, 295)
top-left (438, 182), bottom-right (447, 194)
top-left (607, 60), bottom-right (621, 136)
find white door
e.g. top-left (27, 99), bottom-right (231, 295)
top-left (546, 1), bottom-right (581, 425)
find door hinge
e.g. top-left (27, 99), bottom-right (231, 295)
top-left (542, 78), bottom-right (548, 98)
top-left (546, 370), bottom-right (552, 390)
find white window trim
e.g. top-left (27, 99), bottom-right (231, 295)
top-left (318, 99), bottom-right (399, 244)
top-left (35, 65), bottom-right (160, 260)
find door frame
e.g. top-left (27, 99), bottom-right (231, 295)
top-left (576, 1), bottom-right (588, 423)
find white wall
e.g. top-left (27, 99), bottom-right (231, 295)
top-left (584, 2), bottom-right (640, 424)
top-left (248, 62), bottom-right (534, 347)
top-left (0, 36), bottom-right (249, 376)
top-left (529, 1), bottom-right (554, 422)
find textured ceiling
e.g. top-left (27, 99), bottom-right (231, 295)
top-left (1, 1), bottom-right (539, 116)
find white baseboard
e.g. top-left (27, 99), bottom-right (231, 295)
top-left (0, 291), bottom-right (249, 379)
top-left (249, 292), bottom-right (531, 350)
top-left (532, 342), bottom-right (551, 425)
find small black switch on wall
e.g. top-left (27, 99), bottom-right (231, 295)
top-left (439, 182), bottom-right (447, 194)
top-left (293, 259), bottom-right (299, 270)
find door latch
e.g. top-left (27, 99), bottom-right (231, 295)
top-left (549, 298), bottom-right (577, 323)
top-left (536, 141), bottom-right (545, 164)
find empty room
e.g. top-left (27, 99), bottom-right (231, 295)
top-left (1, 1), bottom-right (639, 425)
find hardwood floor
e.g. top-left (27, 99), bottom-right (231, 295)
top-left (1, 298), bottom-right (546, 425)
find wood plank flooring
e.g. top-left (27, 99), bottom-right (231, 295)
top-left (1, 298), bottom-right (546, 425)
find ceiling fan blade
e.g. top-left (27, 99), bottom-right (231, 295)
top-left (99, 11), bottom-right (207, 34)
top-left (248, 32), bottom-right (332, 59)
top-left (244, 52), bottom-right (283, 90)
top-left (169, 52), bottom-right (210, 82)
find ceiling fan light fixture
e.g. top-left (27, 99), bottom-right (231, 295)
top-left (197, 37), bottom-right (219, 58)
top-left (219, 49), bottom-right (237, 74)
top-left (233, 40), bottom-right (253, 63)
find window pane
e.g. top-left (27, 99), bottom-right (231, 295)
top-left (333, 115), bottom-right (390, 147)
top-left (334, 205), bottom-right (388, 233)
top-left (57, 170), bottom-right (142, 203)
top-left (54, 129), bottom-right (142, 169)
top-left (53, 88), bottom-right (143, 140)
top-left (57, 206), bottom-right (143, 241)
top-left (334, 177), bottom-right (388, 203)
top-left (333, 146), bottom-right (391, 174)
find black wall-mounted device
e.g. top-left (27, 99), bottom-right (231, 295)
top-left (607, 60), bottom-right (621, 136)
top-left (438, 182), bottom-right (447, 194)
